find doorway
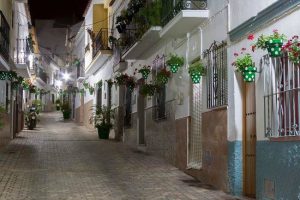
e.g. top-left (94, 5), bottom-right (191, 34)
top-left (243, 83), bottom-right (256, 197)
top-left (137, 82), bottom-right (145, 145)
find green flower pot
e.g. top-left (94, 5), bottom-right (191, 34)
top-left (190, 72), bottom-right (202, 84)
top-left (169, 64), bottom-right (180, 73)
top-left (0, 72), bottom-right (7, 80)
top-left (140, 71), bottom-right (150, 79)
top-left (97, 126), bottom-right (110, 139)
top-left (266, 39), bottom-right (283, 57)
top-left (242, 66), bottom-right (257, 82)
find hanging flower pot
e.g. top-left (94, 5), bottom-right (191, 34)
top-left (126, 76), bottom-right (136, 91)
top-left (0, 71), bottom-right (7, 80)
top-left (140, 84), bottom-right (158, 96)
top-left (138, 66), bottom-right (151, 79)
top-left (115, 74), bottom-right (129, 85)
top-left (266, 39), bottom-right (283, 57)
top-left (188, 60), bottom-right (206, 84)
top-left (242, 66), bottom-right (257, 82)
top-left (253, 30), bottom-right (286, 57)
top-left (89, 87), bottom-right (95, 95)
top-left (11, 81), bottom-right (19, 90)
top-left (232, 54), bottom-right (256, 83)
top-left (156, 69), bottom-right (171, 85)
top-left (282, 35), bottom-right (300, 65)
top-left (166, 54), bottom-right (184, 73)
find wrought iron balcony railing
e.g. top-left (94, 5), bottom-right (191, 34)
top-left (36, 67), bottom-right (48, 84)
top-left (92, 28), bottom-right (111, 58)
top-left (120, 29), bottom-right (138, 56)
top-left (0, 11), bottom-right (10, 61)
top-left (15, 38), bottom-right (31, 65)
top-left (161, 0), bottom-right (208, 27)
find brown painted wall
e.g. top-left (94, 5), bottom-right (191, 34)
top-left (175, 108), bottom-right (229, 193)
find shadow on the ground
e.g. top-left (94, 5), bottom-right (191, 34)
top-left (181, 179), bottom-right (217, 190)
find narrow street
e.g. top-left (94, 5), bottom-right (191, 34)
top-left (0, 112), bottom-right (240, 200)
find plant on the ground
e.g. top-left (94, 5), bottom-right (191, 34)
top-left (188, 60), bottom-right (206, 84)
top-left (55, 99), bottom-right (61, 111)
top-left (91, 105), bottom-right (114, 139)
top-left (138, 65), bottom-right (151, 79)
top-left (166, 54), bottom-right (184, 73)
top-left (61, 102), bottom-right (71, 120)
top-left (282, 35), bottom-right (300, 65)
top-left (0, 104), bottom-right (5, 129)
top-left (155, 68), bottom-right (171, 85)
top-left (140, 83), bottom-right (158, 96)
top-left (32, 99), bottom-right (42, 114)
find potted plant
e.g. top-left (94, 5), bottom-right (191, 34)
top-left (232, 53), bottom-right (256, 82)
top-left (0, 71), bottom-right (7, 80)
top-left (61, 102), bottom-right (71, 120)
top-left (138, 65), bottom-right (151, 79)
top-left (252, 30), bottom-right (286, 57)
top-left (156, 68), bottom-right (171, 85)
top-left (115, 74), bottom-right (129, 85)
top-left (89, 87), bottom-right (95, 95)
top-left (166, 54), bottom-right (184, 73)
top-left (55, 99), bottom-right (61, 111)
top-left (188, 60), bottom-right (206, 84)
top-left (140, 83), bottom-right (158, 96)
top-left (282, 35), bottom-right (300, 65)
top-left (32, 99), bottom-right (42, 114)
top-left (126, 76), bottom-right (136, 91)
top-left (92, 105), bottom-right (114, 139)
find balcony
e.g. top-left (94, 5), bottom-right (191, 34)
top-left (86, 28), bottom-right (112, 76)
top-left (160, 0), bottom-right (209, 38)
top-left (119, 0), bottom-right (162, 60)
top-left (92, 28), bottom-right (111, 58)
top-left (0, 11), bottom-right (10, 64)
top-left (14, 38), bottom-right (32, 67)
top-left (36, 67), bottom-right (48, 85)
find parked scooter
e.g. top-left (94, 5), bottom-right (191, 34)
top-left (25, 107), bottom-right (37, 130)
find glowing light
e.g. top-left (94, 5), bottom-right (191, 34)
top-left (56, 80), bottom-right (62, 87)
top-left (63, 73), bottom-right (70, 81)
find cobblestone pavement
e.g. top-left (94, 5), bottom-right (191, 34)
top-left (0, 112), bottom-right (244, 200)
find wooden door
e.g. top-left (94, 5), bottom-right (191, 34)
top-left (243, 83), bottom-right (256, 197)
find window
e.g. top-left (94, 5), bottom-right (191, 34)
top-left (204, 41), bottom-right (228, 109)
top-left (107, 82), bottom-right (112, 108)
top-left (264, 54), bottom-right (300, 138)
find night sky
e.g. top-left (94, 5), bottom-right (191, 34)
top-left (28, 0), bottom-right (90, 25)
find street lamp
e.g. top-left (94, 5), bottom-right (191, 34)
top-left (62, 72), bottom-right (70, 81)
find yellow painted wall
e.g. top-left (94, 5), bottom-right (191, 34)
top-left (93, 4), bottom-right (108, 35)
top-left (0, 0), bottom-right (13, 27)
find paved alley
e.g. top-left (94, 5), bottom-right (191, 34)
top-left (0, 112), bottom-right (241, 200)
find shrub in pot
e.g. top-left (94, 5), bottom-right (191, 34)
top-left (166, 54), bottom-right (184, 73)
top-left (91, 105), bottom-right (114, 139)
top-left (232, 53), bottom-right (256, 82)
top-left (156, 68), bottom-right (171, 85)
top-left (55, 99), bottom-right (61, 111)
top-left (61, 102), bottom-right (71, 120)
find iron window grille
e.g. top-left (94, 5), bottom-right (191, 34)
top-left (204, 41), bottom-right (228, 109)
top-left (264, 54), bottom-right (300, 138)
top-left (161, 0), bottom-right (208, 27)
top-left (0, 11), bottom-right (10, 61)
top-left (124, 88), bottom-right (132, 128)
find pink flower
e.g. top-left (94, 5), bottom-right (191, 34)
top-left (292, 35), bottom-right (299, 40)
top-left (234, 53), bottom-right (239, 57)
top-left (273, 29), bottom-right (278, 33)
top-left (247, 34), bottom-right (254, 40)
